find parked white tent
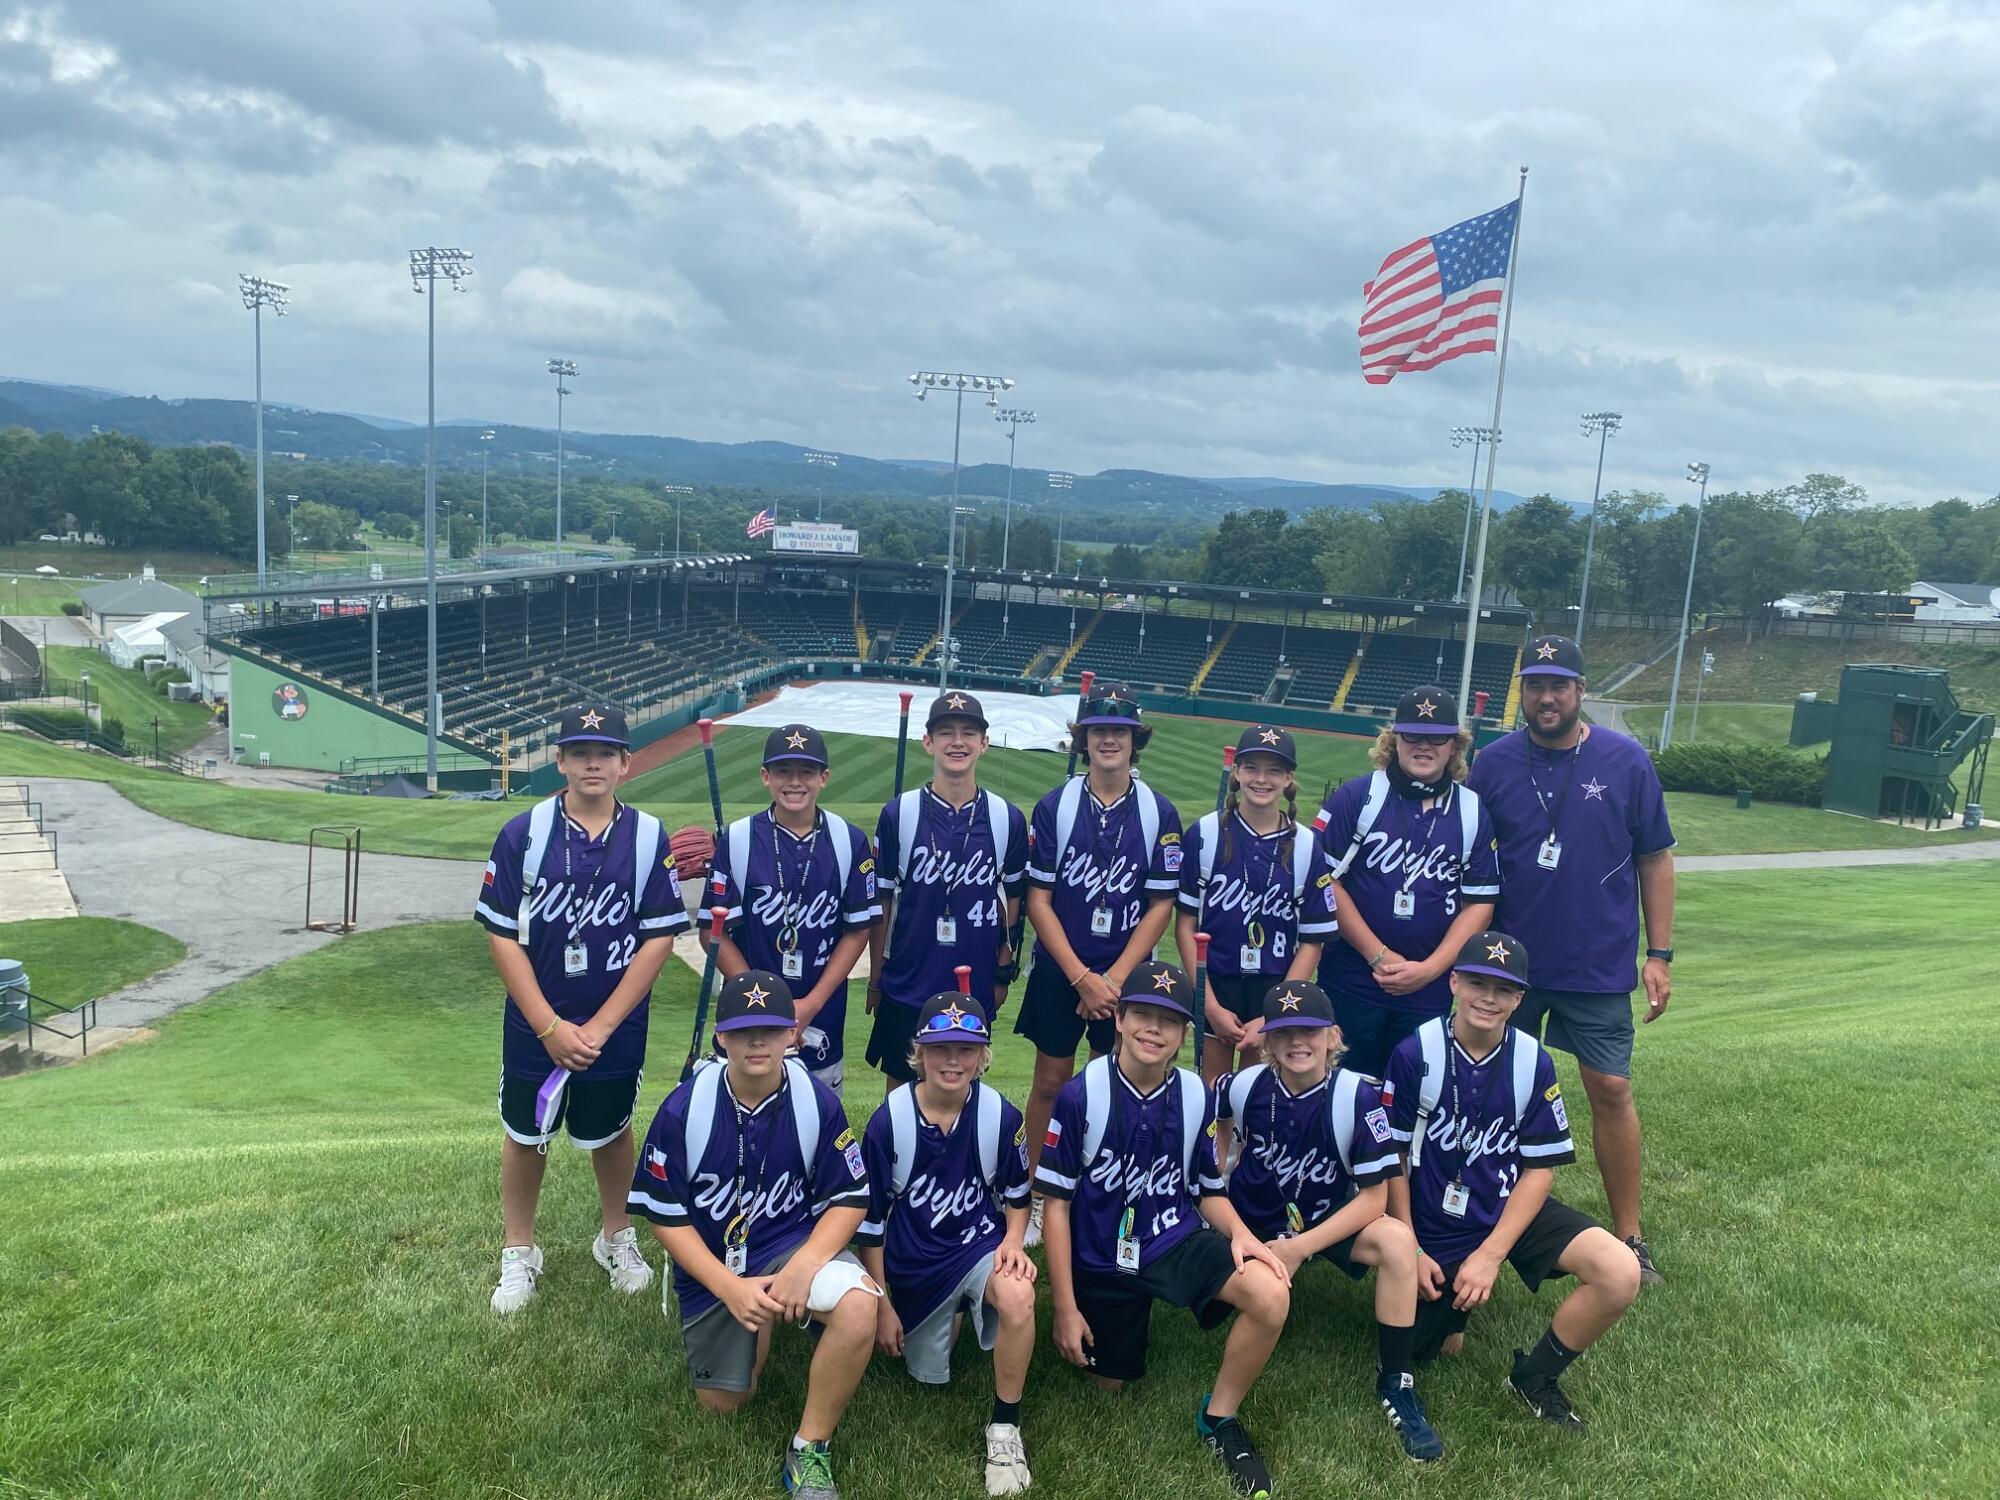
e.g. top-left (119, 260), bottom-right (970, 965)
top-left (106, 610), bottom-right (188, 669)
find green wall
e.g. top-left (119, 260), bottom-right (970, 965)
top-left (227, 654), bottom-right (452, 772)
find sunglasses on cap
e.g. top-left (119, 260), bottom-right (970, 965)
top-left (921, 1008), bottom-right (990, 1039)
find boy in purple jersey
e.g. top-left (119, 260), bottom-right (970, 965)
top-left (1038, 961), bottom-right (1292, 1499)
top-left (475, 704), bottom-right (690, 1315)
top-left (856, 992), bottom-right (1036, 1497)
top-left (1465, 635), bottom-right (1676, 1284)
top-left (1214, 980), bottom-right (1443, 1463)
top-left (707, 724), bottom-right (881, 1090)
top-left (1178, 725), bottom-right (1335, 1082)
top-left (1383, 931), bottom-right (1640, 1435)
top-left (628, 970), bottom-right (880, 1500)
top-left (1315, 685), bottom-right (1499, 1078)
top-left (1019, 690), bottom-right (1183, 1237)
top-left (866, 693), bottom-right (1028, 1089)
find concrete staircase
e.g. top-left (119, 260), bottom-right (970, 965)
top-left (0, 780), bottom-right (79, 920)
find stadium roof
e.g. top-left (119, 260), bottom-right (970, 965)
top-left (78, 576), bottom-right (200, 617)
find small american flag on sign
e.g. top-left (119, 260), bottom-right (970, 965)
top-left (746, 507), bottom-right (776, 538)
top-left (1359, 200), bottom-right (1518, 385)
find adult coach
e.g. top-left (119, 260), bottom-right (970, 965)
top-left (706, 723), bottom-right (880, 1089)
top-left (1466, 635), bottom-right (1674, 1285)
top-left (476, 703), bottom-right (691, 1313)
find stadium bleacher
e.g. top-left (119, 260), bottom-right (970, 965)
top-left (948, 599), bottom-right (1073, 677)
top-left (1344, 633), bottom-right (1516, 714)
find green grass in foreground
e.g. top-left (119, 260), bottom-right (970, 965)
top-left (0, 916), bottom-right (185, 1007)
top-left (3, 864), bottom-right (1997, 1497)
top-left (44, 645), bottom-right (218, 755)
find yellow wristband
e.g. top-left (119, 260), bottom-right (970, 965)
top-left (536, 1016), bottom-right (561, 1040)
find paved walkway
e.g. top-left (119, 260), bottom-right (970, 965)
top-left (1677, 839), bottom-right (2000, 873)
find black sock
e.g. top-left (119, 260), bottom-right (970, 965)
top-left (1519, 1326), bottom-right (1582, 1384)
top-left (990, 1397), bottom-right (1021, 1427)
top-left (1378, 1321), bottom-right (1416, 1383)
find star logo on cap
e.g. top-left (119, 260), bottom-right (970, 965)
top-left (1258, 727), bottom-right (1281, 745)
top-left (940, 1002), bottom-right (967, 1025)
top-left (1485, 940), bottom-right (1511, 963)
top-left (945, 693), bottom-right (967, 711)
top-left (784, 730), bottom-right (808, 750)
top-left (579, 709), bottom-right (605, 729)
top-left (742, 982), bottom-right (771, 1008)
top-left (1416, 697), bottom-right (1437, 718)
top-left (1277, 989), bottom-right (1303, 1012)
top-left (1536, 641), bottom-right (1559, 661)
top-left (1150, 969), bottom-right (1178, 994)
top-left (1582, 777), bottom-right (1607, 801)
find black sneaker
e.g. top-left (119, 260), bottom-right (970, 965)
top-left (1624, 1235), bottom-right (1664, 1287)
top-left (1375, 1371), bottom-right (1445, 1462)
top-left (1196, 1394), bottom-right (1275, 1498)
top-left (1507, 1351), bottom-right (1585, 1434)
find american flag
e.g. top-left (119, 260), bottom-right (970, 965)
top-left (746, 506), bottom-right (776, 538)
top-left (1359, 200), bottom-right (1519, 386)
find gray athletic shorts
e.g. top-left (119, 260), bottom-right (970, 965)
top-left (1516, 987), bottom-right (1635, 1078)
top-left (677, 1248), bottom-right (877, 1393)
top-left (903, 1251), bottom-right (999, 1386)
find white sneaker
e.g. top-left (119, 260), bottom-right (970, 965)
top-left (592, 1226), bottom-right (654, 1294)
top-left (1023, 1195), bottom-right (1044, 1250)
top-left (984, 1423), bottom-right (1031, 1496)
top-left (491, 1244), bottom-right (543, 1314)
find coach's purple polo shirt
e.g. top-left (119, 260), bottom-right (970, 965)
top-left (1465, 726), bottom-right (1673, 995)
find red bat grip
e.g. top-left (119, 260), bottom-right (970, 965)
top-left (1194, 932), bottom-right (1211, 963)
top-left (1222, 746), bottom-right (1236, 767)
top-left (708, 905), bottom-right (728, 937)
top-left (898, 691), bottom-right (914, 710)
top-left (954, 965), bottom-right (972, 995)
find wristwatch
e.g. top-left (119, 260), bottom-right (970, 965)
top-left (1646, 948), bottom-right (1673, 963)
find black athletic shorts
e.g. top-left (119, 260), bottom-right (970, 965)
top-left (865, 999), bottom-right (922, 1083)
top-left (497, 1070), bottom-right (641, 1150)
top-left (1070, 1227), bottom-right (1240, 1382)
top-left (1207, 972), bottom-right (1275, 1028)
top-left (1014, 960), bottom-right (1116, 1060)
top-left (1327, 991), bottom-right (1430, 1080)
top-left (1413, 1196), bottom-right (1599, 1361)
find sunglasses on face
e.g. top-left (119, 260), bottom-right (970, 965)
top-left (1400, 732), bottom-right (1454, 747)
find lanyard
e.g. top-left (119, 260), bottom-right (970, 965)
top-left (925, 785), bottom-right (980, 885)
top-left (1086, 786), bottom-right (1132, 906)
top-left (1395, 785), bottom-right (1451, 875)
top-left (725, 1075), bottom-right (782, 1248)
top-left (1110, 1067), bottom-right (1163, 1215)
top-left (1443, 1024), bottom-right (1506, 1184)
top-left (1524, 733), bottom-right (1583, 840)
top-left (770, 811), bottom-right (823, 950)
top-left (1236, 813), bottom-right (1291, 944)
top-left (561, 796), bottom-right (621, 943)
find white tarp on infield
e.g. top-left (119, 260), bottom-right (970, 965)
top-left (724, 681), bottom-right (1078, 754)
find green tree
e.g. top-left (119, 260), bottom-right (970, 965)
top-left (69, 431), bottom-right (151, 545)
top-left (1377, 495), bottom-right (1466, 601)
top-left (1702, 490), bottom-right (1804, 612)
top-left (290, 501), bottom-right (359, 551)
top-left (1781, 473), bottom-right (1868, 521)
top-left (1804, 514), bottom-right (1916, 595)
top-left (1491, 494), bottom-right (1582, 614)
top-left (449, 512), bottom-right (479, 560)
top-left (376, 510), bottom-right (416, 541)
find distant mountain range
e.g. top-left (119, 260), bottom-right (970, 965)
top-left (0, 377), bottom-right (1567, 519)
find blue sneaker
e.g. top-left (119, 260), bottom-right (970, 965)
top-left (1196, 1392), bottom-right (1275, 1498)
top-left (1376, 1371), bottom-right (1445, 1462)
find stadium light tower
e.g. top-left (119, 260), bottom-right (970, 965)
top-left (479, 429), bottom-right (495, 565)
top-left (662, 484), bottom-right (694, 556)
top-left (548, 359), bottom-right (577, 563)
top-left (804, 450), bottom-right (838, 519)
top-left (239, 274), bottom-right (289, 590)
top-left (908, 371), bottom-right (1015, 690)
top-left (994, 408), bottom-right (1035, 571)
top-left (410, 245), bottom-right (474, 790)
top-left (1449, 425), bottom-right (1498, 602)
top-left (1048, 471), bottom-right (1074, 573)
top-left (1661, 460), bottom-right (1711, 751)
top-left (1575, 412), bottom-right (1623, 647)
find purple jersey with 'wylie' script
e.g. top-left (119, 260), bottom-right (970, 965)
top-left (875, 788), bottom-right (1028, 1009)
top-left (1383, 1027), bottom-right (1575, 1264)
top-left (1027, 780), bottom-right (1183, 971)
top-left (1034, 1063), bottom-right (1224, 1277)
top-left (1314, 776), bottom-right (1499, 1013)
top-left (1177, 814), bottom-right (1338, 978)
top-left (1466, 727), bottom-right (1674, 994)
top-left (627, 1068), bottom-right (869, 1323)
top-left (709, 810), bottom-right (881, 1070)
top-left (1217, 1066), bottom-right (1399, 1239)
top-left (855, 1081), bottom-right (1032, 1328)
top-left (476, 799), bottom-right (689, 1078)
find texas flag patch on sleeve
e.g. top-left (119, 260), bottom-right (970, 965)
top-left (482, 861), bottom-right (496, 888)
top-left (645, 1145), bottom-right (670, 1181)
top-left (1043, 1118), bottom-right (1063, 1151)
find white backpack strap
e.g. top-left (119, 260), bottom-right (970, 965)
top-left (1135, 778), bottom-right (1162, 860)
top-left (1454, 784), bottom-right (1480, 867)
top-left (1509, 1028), bottom-right (1541, 1129)
top-left (1195, 811), bottom-right (1221, 894)
top-left (1226, 1062), bottom-right (1266, 1127)
top-left (1289, 822), bottom-right (1317, 901)
top-left (1410, 1016), bottom-right (1448, 1169)
top-left (823, 811), bottom-right (855, 893)
top-left (1328, 1069), bottom-right (1364, 1174)
top-left (684, 1062), bottom-right (724, 1182)
top-left (727, 815), bottom-right (755, 904)
top-left (976, 1081), bottom-right (1005, 1190)
top-left (632, 809), bottom-right (662, 914)
top-left (984, 790), bottom-right (1011, 886)
top-left (1081, 1055), bottom-right (1112, 1167)
top-left (1176, 1067), bottom-right (1205, 1181)
top-left (887, 1083), bottom-right (918, 1198)
top-left (786, 1058), bottom-right (821, 1180)
top-left (896, 790), bottom-right (922, 886)
top-left (1333, 771), bottom-right (1390, 878)
top-left (517, 795), bottom-right (561, 944)
top-left (1053, 776), bottom-right (1085, 870)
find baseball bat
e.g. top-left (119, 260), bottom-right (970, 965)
top-left (1063, 669), bottom-right (1096, 778)
top-left (1191, 930), bottom-right (1211, 1069)
top-left (681, 905), bottom-right (729, 1080)
top-left (1214, 744), bottom-right (1236, 815)
top-left (893, 689), bottom-right (914, 797)
top-left (697, 717), bottom-right (724, 838)
top-left (955, 964), bottom-right (972, 996)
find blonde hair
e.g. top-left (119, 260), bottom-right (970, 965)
top-left (1368, 725), bottom-right (1471, 781)
top-left (904, 1039), bottom-right (995, 1077)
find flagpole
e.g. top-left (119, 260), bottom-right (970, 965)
top-left (1455, 165), bottom-right (1528, 727)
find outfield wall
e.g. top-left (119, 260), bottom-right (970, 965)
top-left (227, 654), bottom-right (491, 772)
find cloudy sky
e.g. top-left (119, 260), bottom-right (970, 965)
top-left (2, 0), bottom-right (1994, 507)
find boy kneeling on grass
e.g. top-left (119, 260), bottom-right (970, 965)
top-left (1384, 931), bottom-right (1641, 1435)
top-left (1212, 979), bottom-right (1444, 1463)
top-left (855, 990), bottom-right (1036, 1496)
top-left (1037, 960), bottom-right (1293, 1500)
top-left (627, 970), bottom-right (880, 1500)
